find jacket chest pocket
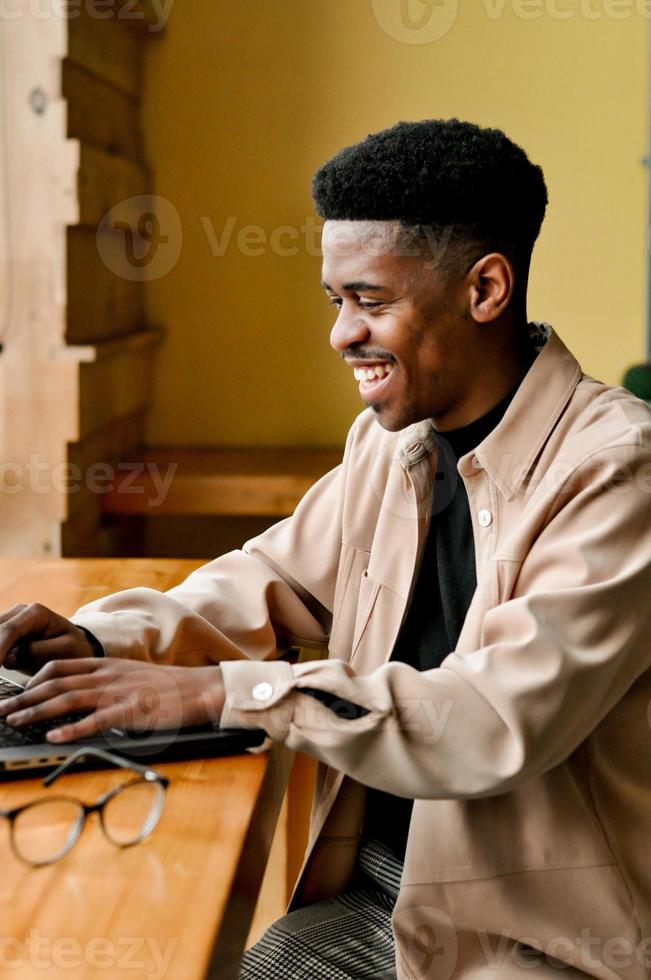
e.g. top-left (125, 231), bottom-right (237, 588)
top-left (474, 557), bottom-right (518, 611)
top-left (456, 557), bottom-right (524, 655)
top-left (350, 574), bottom-right (408, 669)
top-left (350, 570), bottom-right (381, 659)
top-left (329, 547), bottom-right (371, 662)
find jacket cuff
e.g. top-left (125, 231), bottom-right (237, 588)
top-left (72, 612), bottom-right (151, 661)
top-left (76, 626), bottom-right (106, 658)
top-left (220, 660), bottom-right (296, 741)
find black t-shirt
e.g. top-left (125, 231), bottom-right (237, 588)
top-left (363, 383), bottom-right (521, 859)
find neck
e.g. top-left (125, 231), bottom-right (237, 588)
top-left (433, 318), bottom-right (536, 432)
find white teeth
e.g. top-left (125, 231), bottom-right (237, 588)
top-left (352, 363), bottom-right (394, 383)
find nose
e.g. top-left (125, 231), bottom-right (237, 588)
top-left (329, 304), bottom-right (371, 354)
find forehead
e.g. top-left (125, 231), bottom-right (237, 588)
top-left (322, 220), bottom-right (399, 262)
top-left (321, 220), bottom-right (417, 285)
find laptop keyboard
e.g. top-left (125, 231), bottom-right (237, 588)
top-left (0, 676), bottom-right (86, 747)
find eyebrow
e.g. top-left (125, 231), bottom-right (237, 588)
top-left (321, 280), bottom-right (387, 292)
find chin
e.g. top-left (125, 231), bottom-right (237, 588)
top-left (368, 402), bottom-right (417, 433)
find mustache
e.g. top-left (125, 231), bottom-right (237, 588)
top-left (341, 348), bottom-right (396, 362)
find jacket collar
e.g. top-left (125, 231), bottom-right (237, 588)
top-left (397, 324), bottom-right (583, 501)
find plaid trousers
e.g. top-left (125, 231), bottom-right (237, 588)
top-left (238, 839), bottom-right (402, 980)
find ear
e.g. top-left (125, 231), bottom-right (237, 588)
top-left (467, 253), bottom-right (514, 323)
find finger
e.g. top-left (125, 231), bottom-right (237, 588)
top-left (2, 649), bottom-right (35, 671)
top-left (3, 645), bottom-right (29, 671)
top-left (4, 687), bottom-right (104, 728)
top-left (2, 645), bottom-right (46, 672)
top-left (14, 634), bottom-right (91, 670)
top-left (47, 701), bottom-right (139, 743)
top-left (1, 635), bottom-right (85, 675)
top-left (0, 673), bottom-right (104, 719)
top-left (24, 658), bottom-right (103, 689)
top-left (0, 605), bottom-right (27, 626)
top-left (47, 681), bottom-right (188, 742)
top-left (0, 618), bottom-right (31, 663)
top-left (0, 604), bottom-right (59, 663)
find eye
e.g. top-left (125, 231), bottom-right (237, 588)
top-left (326, 295), bottom-right (384, 311)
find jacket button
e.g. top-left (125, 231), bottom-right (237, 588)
top-left (252, 682), bottom-right (274, 702)
top-left (478, 508), bottom-right (492, 527)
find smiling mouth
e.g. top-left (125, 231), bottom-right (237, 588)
top-left (352, 362), bottom-right (395, 383)
top-left (350, 361), bottom-right (395, 398)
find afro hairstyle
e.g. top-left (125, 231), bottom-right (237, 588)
top-left (312, 118), bottom-right (548, 273)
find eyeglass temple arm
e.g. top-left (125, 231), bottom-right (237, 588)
top-left (42, 746), bottom-right (165, 787)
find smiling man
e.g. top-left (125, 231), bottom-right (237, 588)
top-left (1, 119), bottom-right (651, 979)
top-left (320, 217), bottom-right (537, 434)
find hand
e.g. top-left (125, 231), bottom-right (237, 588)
top-left (0, 658), bottom-right (226, 743)
top-left (0, 604), bottom-right (97, 671)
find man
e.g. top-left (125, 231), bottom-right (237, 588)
top-left (0, 119), bottom-right (650, 979)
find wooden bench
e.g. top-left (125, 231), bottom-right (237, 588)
top-left (101, 447), bottom-right (343, 518)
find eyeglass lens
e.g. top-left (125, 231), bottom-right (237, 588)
top-left (100, 780), bottom-right (165, 847)
top-left (9, 779), bottom-right (165, 865)
top-left (12, 799), bottom-right (84, 866)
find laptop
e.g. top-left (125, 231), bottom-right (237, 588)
top-left (0, 668), bottom-right (266, 778)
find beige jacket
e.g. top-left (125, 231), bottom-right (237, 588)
top-left (75, 327), bottom-right (651, 979)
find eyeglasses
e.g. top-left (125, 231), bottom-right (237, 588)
top-left (0, 747), bottom-right (169, 866)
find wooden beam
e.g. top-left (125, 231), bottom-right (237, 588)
top-left (64, 326), bottom-right (165, 363)
top-left (77, 143), bottom-right (151, 228)
top-left (76, 1), bottom-right (170, 36)
top-left (62, 411), bottom-right (146, 557)
top-left (63, 61), bottom-right (145, 163)
top-left (67, 226), bottom-right (145, 342)
top-left (67, 6), bottom-right (143, 96)
top-left (101, 447), bottom-right (343, 517)
top-left (122, 0), bottom-right (170, 36)
top-left (75, 329), bottom-right (163, 437)
top-left (54, 329), bottom-right (163, 437)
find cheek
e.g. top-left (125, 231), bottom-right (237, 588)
top-left (378, 313), bottom-right (425, 361)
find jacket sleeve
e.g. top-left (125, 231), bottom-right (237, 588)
top-left (71, 434), bottom-right (354, 666)
top-left (220, 441), bottom-right (651, 799)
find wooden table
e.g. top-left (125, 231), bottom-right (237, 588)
top-left (0, 559), bottom-right (294, 980)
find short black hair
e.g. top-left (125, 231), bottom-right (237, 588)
top-left (312, 119), bottom-right (548, 275)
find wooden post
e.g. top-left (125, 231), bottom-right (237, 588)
top-left (0, 2), bottom-right (161, 556)
top-left (0, 5), bottom-right (80, 555)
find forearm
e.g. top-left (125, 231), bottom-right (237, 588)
top-left (219, 571), bottom-right (651, 801)
top-left (72, 548), bottom-right (332, 666)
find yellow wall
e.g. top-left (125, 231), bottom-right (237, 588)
top-left (142, 1), bottom-right (648, 447)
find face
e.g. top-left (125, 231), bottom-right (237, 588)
top-left (322, 220), bottom-right (481, 432)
